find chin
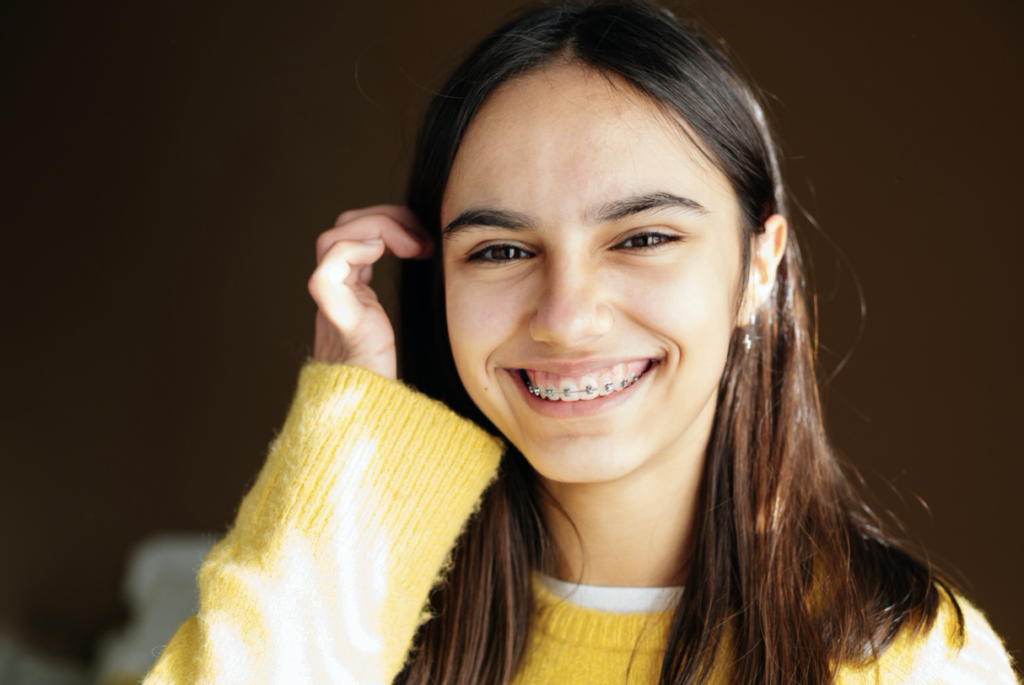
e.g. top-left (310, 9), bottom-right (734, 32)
top-left (513, 434), bottom-right (652, 485)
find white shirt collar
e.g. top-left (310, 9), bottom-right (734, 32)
top-left (535, 571), bottom-right (683, 614)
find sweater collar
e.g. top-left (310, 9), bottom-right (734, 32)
top-left (530, 573), bottom-right (675, 653)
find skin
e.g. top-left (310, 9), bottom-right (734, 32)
top-left (311, 63), bottom-right (786, 588)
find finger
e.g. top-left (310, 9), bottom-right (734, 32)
top-left (308, 241), bottom-right (380, 317)
top-left (318, 211), bottom-right (433, 263)
top-left (317, 214), bottom-right (427, 263)
top-left (308, 255), bottom-right (377, 336)
top-left (314, 239), bottom-right (386, 289)
top-left (334, 204), bottom-right (426, 243)
top-left (314, 275), bottom-right (366, 335)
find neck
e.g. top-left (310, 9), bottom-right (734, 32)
top-left (539, 435), bottom-right (706, 588)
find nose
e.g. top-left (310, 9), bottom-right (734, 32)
top-left (529, 260), bottom-right (614, 347)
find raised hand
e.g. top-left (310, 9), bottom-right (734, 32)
top-left (308, 205), bottom-right (432, 379)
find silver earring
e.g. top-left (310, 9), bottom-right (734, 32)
top-left (743, 313), bottom-right (756, 351)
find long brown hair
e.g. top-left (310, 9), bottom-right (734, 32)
top-left (396, 2), bottom-right (962, 683)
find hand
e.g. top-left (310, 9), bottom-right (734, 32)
top-left (308, 205), bottom-right (432, 378)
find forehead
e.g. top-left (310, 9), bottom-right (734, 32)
top-left (442, 64), bottom-right (737, 225)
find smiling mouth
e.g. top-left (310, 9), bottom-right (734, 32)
top-left (517, 360), bottom-right (654, 402)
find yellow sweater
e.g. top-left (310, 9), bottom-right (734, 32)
top-left (145, 364), bottom-right (1018, 684)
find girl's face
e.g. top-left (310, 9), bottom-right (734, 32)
top-left (441, 65), bottom-right (750, 485)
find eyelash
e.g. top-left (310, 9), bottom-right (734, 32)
top-left (466, 244), bottom-right (535, 263)
top-left (465, 231), bottom-right (680, 264)
top-left (612, 231), bottom-right (680, 250)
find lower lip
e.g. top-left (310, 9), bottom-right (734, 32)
top-left (506, 363), bottom-right (654, 418)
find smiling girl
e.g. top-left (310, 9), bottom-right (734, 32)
top-left (145, 2), bottom-right (1017, 684)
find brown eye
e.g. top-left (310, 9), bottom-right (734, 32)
top-left (616, 232), bottom-right (677, 249)
top-left (467, 244), bottom-right (534, 262)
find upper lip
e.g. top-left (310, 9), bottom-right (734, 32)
top-left (505, 357), bottom-right (659, 375)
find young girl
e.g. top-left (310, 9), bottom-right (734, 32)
top-left (145, 2), bottom-right (1018, 683)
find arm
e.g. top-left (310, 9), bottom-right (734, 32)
top-left (145, 363), bottom-right (503, 685)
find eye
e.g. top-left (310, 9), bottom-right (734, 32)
top-left (614, 231), bottom-right (680, 250)
top-left (466, 243), bottom-right (535, 263)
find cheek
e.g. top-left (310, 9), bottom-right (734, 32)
top-left (613, 262), bottom-right (737, 349)
top-left (610, 260), bottom-right (740, 406)
top-left (444, 274), bottom-right (524, 379)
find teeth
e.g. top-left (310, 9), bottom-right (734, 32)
top-left (558, 377), bottom-right (579, 402)
top-left (522, 361), bottom-right (650, 401)
top-left (613, 363), bottom-right (628, 389)
top-left (579, 375), bottom-right (598, 401)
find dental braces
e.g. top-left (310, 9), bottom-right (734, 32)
top-left (525, 374), bottom-right (640, 399)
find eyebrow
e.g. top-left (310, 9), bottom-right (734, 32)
top-left (594, 191), bottom-right (708, 223)
top-left (442, 208), bottom-right (536, 236)
top-left (442, 191), bottom-right (708, 237)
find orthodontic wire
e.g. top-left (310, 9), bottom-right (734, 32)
top-left (525, 374), bottom-right (640, 398)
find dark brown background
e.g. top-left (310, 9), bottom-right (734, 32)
top-left (2, 0), bottom-right (1021, 672)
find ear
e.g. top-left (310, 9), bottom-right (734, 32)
top-left (740, 213), bottom-right (787, 324)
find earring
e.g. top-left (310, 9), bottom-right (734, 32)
top-left (743, 313), bottom-right (755, 351)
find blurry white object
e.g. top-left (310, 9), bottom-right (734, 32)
top-left (93, 533), bottom-right (218, 685)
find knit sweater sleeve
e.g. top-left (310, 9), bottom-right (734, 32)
top-left (838, 589), bottom-right (1020, 684)
top-left (143, 362), bottom-right (504, 685)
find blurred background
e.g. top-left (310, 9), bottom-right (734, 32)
top-left (2, 0), bottom-right (1021, 680)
